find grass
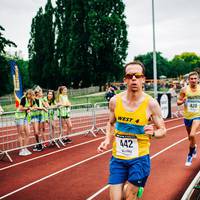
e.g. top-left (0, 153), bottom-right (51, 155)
top-left (70, 95), bottom-right (105, 105)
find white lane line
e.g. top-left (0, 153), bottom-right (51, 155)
top-left (0, 124), bottom-right (185, 199)
top-left (0, 137), bottom-right (104, 171)
top-left (86, 128), bottom-right (198, 200)
top-left (0, 150), bottom-right (112, 200)
top-left (165, 117), bottom-right (183, 123)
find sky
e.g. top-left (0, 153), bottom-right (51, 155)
top-left (0, 0), bottom-right (200, 61)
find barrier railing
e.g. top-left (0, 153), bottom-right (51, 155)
top-left (0, 103), bottom-right (94, 162)
top-left (85, 102), bottom-right (108, 137)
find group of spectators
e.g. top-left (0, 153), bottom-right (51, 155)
top-left (14, 85), bottom-right (72, 156)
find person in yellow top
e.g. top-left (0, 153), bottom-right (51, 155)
top-left (177, 71), bottom-right (200, 166)
top-left (98, 61), bottom-right (166, 200)
top-left (56, 86), bottom-right (72, 143)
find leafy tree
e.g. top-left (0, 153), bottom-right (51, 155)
top-left (41, 0), bottom-right (57, 89)
top-left (54, 0), bottom-right (72, 86)
top-left (28, 0), bottom-right (56, 89)
top-left (134, 52), bottom-right (169, 79)
top-left (0, 25), bottom-right (16, 55)
top-left (54, 0), bottom-right (128, 88)
top-left (170, 52), bottom-right (200, 76)
top-left (28, 7), bottom-right (45, 86)
top-left (86, 0), bottom-right (128, 88)
top-left (0, 25), bottom-right (16, 95)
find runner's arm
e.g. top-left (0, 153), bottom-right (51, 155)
top-left (177, 87), bottom-right (186, 106)
top-left (145, 98), bottom-right (166, 138)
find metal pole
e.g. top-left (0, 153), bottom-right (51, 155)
top-left (152, 0), bottom-right (157, 99)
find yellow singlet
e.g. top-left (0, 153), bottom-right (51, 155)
top-left (183, 85), bottom-right (200, 119)
top-left (112, 93), bottom-right (151, 160)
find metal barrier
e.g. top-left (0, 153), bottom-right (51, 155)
top-left (85, 102), bottom-right (108, 137)
top-left (0, 103), bottom-right (94, 162)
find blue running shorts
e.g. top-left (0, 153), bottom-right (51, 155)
top-left (184, 117), bottom-right (200, 128)
top-left (109, 154), bottom-right (150, 187)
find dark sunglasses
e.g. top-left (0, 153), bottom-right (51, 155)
top-left (125, 73), bottom-right (144, 79)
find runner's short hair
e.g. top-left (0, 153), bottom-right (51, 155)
top-left (188, 71), bottom-right (199, 78)
top-left (125, 61), bottom-right (145, 75)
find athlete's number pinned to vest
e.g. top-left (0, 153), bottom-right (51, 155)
top-left (116, 137), bottom-right (139, 158)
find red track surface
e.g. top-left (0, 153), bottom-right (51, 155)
top-left (1, 117), bottom-right (200, 200)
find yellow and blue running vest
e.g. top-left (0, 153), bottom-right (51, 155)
top-left (183, 85), bottom-right (200, 119)
top-left (112, 94), bottom-right (151, 160)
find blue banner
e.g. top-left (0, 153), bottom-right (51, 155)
top-left (9, 60), bottom-right (23, 107)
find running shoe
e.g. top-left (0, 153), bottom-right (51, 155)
top-left (19, 149), bottom-right (25, 156)
top-left (62, 137), bottom-right (72, 143)
top-left (193, 145), bottom-right (197, 158)
top-left (185, 155), bottom-right (193, 166)
top-left (33, 144), bottom-right (43, 152)
top-left (23, 148), bottom-right (32, 155)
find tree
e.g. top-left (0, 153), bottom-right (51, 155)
top-left (0, 25), bottom-right (16, 55)
top-left (54, 0), bottom-right (128, 88)
top-left (41, 0), bottom-right (57, 89)
top-left (28, 0), bottom-right (56, 89)
top-left (170, 52), bottom-right (200, 76)
top-left (134, 52), bottom-right (170, 79)
top-left (28, 7), bottom-right (45, 86)
top-left (0, 25), bottom-right (17, 95)
top-left (54, 0), bottom-right (72, 86)
top-left (86, 0), bottom-right (128, 88)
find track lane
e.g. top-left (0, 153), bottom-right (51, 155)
top-left (0, 119), bottom-right (193, 200)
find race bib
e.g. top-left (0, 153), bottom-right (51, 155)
top-left (187, 101), bottom-right (200, 113)
top-left (116, 135), bottom-right (138, 158)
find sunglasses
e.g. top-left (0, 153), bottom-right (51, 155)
top-left (125, 73), bottom-right (144, 79)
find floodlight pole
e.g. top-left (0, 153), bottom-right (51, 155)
top-left (152, 0), bottom-right (158, 99)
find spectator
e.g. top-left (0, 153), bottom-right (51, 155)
top-left (56, 86), bottom-right (72, 143)
top-left (15, 89), bottom-right (34, 156)
top-left (105, 86), bottom-right (116, 102)
top-left (31, 86), bottom-right (48, 151)
top-left (43, 90), bottom-right (58, 143)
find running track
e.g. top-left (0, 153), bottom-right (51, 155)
top-left (0, 117), bottom-right (200, 200)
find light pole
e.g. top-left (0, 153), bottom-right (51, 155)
top-left (152, 0), bottom-right (157, 99)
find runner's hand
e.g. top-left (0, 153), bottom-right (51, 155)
top-left (144, 125), bottom-right (154, 136)
top-left (97, 140), bottom-right (110, 153)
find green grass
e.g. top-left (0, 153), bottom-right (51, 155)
top-left (69, 94), bottom-right (106, 105)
